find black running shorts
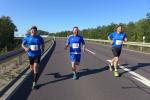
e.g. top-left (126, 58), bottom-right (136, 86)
top-left (28, 56), bottom-right (41, 65)
top-left (112, 47), bottom-right (122, 57)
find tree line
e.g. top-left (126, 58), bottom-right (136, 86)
top-left (54, 13), bottom-right (150, 43)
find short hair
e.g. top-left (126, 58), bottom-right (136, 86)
top-left (73, 26), bottom-right (79, 32)
top-left (31, 26), bottom-right (37, 31)
top-left (116, 24), bottom-right (123, 28)
top-left (73, 26), bottom-right (79, 29)
top-left (116, 24), bottom-right (124, 32)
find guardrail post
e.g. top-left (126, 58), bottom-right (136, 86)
top-left (18, 55), bottom-right (22, 65)
top-left (0, 65), bottom-right (3, 75)
top-left (140, 46), bottom-right (143, 52)
top-left (1, 65), bottom-right (6, 75)
top-left (127, 44), bottom-right (129, 49)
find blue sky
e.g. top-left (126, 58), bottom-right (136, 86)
top-left (0, 0), bottom-right (150, 34)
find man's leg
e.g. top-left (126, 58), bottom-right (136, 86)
top-left (71, 62), bottom-right (78, 80)
top-left (114, 57), bottom-right (119, 77)
top-left (72, 62), bottom-right (77, 73)
top-left (29, 57), bottom-right (34, 72)
top-left (32, 57), bottom-right (40, 89)
top-left (75, 61), bottom-right (80, 66)
top-left (111, 58), bottom-right (115, 66)
top-left (33, 63), bottom-right (39, 83)
top-left (110, 48), bottom-right (116, 71)
top-left (109, 57), bottom-right (115, 71)
top-left (114, 57), bottom-right (119, 71)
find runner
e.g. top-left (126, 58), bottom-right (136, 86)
top-left (108, 25), bottom-right (127, 77)
top-left (64, 26), bottom-right (85, 80)
top-left (22, 26), bottom-right (44, 89)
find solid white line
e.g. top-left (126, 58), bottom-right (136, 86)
top-left (107, 60), bottom-right (150, 87)
top-left (85, 48), bottom-right (96, 55)
top-left (132, 77), bottom-right (150, 87)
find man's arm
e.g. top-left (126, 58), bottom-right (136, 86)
top-left (22, 43), bottom-right (29, 52)
top-left (124, 37), bottom-right (127, 42)
top-left (82, 44), bottom-right (86, 52)
top-left (108, 36), bottom-right (114, 45)
top-left (64, 44), bottom-right (69, 50)
top-left (64, 36), bottom-right (70, 50)
top-left (81, 37), bottom-right (86, 52)
top-left (22, 38), bottom-right (29, 52)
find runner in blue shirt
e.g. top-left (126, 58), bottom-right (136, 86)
top-left (65, 26), bottom-right (85, 80)
top-left (22, 26), bottom-right (44, 89)
top-left (108, 25), bottom-right (127, 77)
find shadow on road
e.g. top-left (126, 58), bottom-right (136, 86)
top-left (37, 66), bottom-right (108, 88)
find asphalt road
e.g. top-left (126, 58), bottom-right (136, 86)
top-left (10, 39), bottom-right (150, 100)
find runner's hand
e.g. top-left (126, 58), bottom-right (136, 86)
top-left (82, 45), bottom-right (85, 53)
top-left (110, 41), bottom-right (114, 45)
top-left (64, 46), bottom-right (67, 50)
top-left (24, 47), bottom-right (29, 52)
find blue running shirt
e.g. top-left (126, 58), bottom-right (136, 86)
top-left (67, 34), bottom-right (85, 54)
top-left (108, 32), bottom-right (127, 48)
top-left (22, 35), bottom-right (44, 57)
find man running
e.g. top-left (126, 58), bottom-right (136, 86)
top-left (108, 25), bottom-right (127, 77)
top-left (22, 26), bottom-right (44, 89)
top-left (65, 26), bottom-right (85, 80)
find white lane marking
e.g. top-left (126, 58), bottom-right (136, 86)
top-left (107, 60), bottom-right (150, 87)
top-left (132, 77), bottom-right (150, 87)
top-left (85, 48), bottom-right (96, 55)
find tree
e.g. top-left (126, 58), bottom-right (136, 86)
top-left (0, 16), bottom-right (17, 51)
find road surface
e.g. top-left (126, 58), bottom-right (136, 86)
top-left (10, 39), bottom-right (150, 100)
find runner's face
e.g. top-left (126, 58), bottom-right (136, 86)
top-left (31, 29), bottom-right (37, 35)
top-left (117, 26), bottom-right (122, 33)
top-left (73, 28), bottom-right (78, 35)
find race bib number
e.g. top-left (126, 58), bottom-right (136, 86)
top-left (30, 45), bottom-right (39, 51)
top-left (116, 40), bottom-right (123, 45)
top-left (72, 43), bottom-right (79, 49)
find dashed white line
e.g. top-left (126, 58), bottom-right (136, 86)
top-left (85, 48), bottom-right (96, 55)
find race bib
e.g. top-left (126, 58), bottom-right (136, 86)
top-left (72, 43), bottom-right (79, 49)
top-left (116, 40), bottom-right (123, 45)
top-left (30, 45), bottom-right (39, 51)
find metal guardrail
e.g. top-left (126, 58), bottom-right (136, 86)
top-left (85, 38), bottom-right (150, 47)
top-left (0, 39), bottom-right (52, 64)
top-left (57, 37), bottom-right (150, 53)
top-left (85, 38), bottom-right (150, 53)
